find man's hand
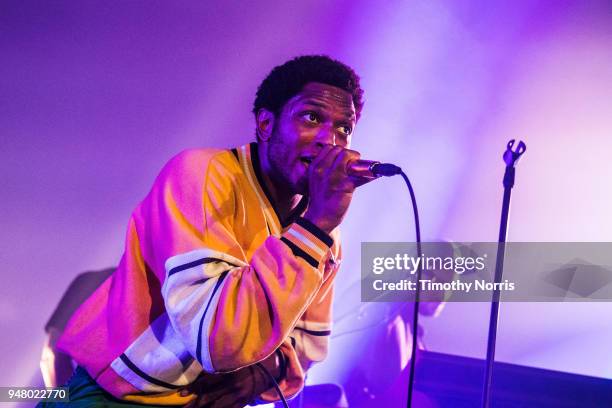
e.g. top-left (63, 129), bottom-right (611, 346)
top-left (304, 145), bottom-right (361, 234)
top-left (182, 352), bottom-right (281, 408)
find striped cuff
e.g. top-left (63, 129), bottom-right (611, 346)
top-left (280, 217), bottom-right (333, 269)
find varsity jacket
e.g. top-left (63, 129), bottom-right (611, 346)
top-left (57, 142), bottom-right (341, 405)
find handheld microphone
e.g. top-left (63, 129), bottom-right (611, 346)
top-left (347, 159), bottom-right (402, 178)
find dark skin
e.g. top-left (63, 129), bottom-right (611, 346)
top-left (183, 82), bottom-right (363, 407)
top-left (257, 82), bottom-right (362, 233)
top-left (181, 353), bottom-right (280, 407)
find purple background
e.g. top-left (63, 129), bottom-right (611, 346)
top-left (2, 0), bottom-right (611, 395)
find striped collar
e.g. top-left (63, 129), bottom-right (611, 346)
top-left (232, 142), bottom-right (308, 236)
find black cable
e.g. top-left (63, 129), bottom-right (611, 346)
top-left (335, 167), bottom-right (422, 407)
top-left (255, 362), bottom-right (289, 408)
top-left (349, 165), bottom-right (422, 407)
top-left (252, 166), bottom-right (420, 408)
top-left (400, 170), bottom-right (422, 408)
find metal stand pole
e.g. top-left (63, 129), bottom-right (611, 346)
top-left (481, 139), bottom-right (526, 408)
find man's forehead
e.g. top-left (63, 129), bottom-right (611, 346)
top-left (289, 82), bottom-right (355, 115)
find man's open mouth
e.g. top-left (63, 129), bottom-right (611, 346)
top-left (300, 157), bottom-right (313, 165)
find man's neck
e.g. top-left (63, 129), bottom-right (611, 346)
top-left (259, 167), bottom-right (303, 222)
top-left (255, 143), bottom-right (303, 222)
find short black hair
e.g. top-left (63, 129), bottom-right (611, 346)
top-left (253, 55), bottom-right (364, 120)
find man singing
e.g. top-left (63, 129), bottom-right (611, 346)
top-left (44, 55), bottom-right (364, 407)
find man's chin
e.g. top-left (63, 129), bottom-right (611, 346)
top-left (295, 180), bottom-right (309, 197)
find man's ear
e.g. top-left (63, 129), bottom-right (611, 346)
top-left (256, 109), bottom-right (275, 142)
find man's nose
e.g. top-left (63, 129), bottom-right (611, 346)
top-left (314, 125), bottom-right (337, 147)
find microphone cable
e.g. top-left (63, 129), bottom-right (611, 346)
top-left (399, 170), bottom-right (422, 408)
top-left (353, 162), bottom-right (423, 408)
top-left (256, 360), bottom-right (289, 408)
top-left (253, 163), bottom-right (421, 408)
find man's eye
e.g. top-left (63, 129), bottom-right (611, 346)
top-left (338, 125), bottom-right (353, 136)
top-left (302, 112), bottom-right (320, 123)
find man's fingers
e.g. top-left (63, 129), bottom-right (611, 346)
top-left (309, 144), bottom-right (335, 173)
top-left (329, 148), bottom-right (360, 178)
top-left (208, 393), bottom-right (248, 408)
top-left (351, 175), bottom-right (377, 188)
top-left (323, 148), bottom-right (360, 191)
top-left (311, 146), bottom-right (359, 181)
top-left (183, 364), bottom-right (269, 408)
top-left (185, 373), bottom-right (224, 393)
top-left (181, 371), bottom-right (237, 406)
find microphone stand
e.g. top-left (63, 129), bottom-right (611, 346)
top-left (481, 139), bottom-right (526, 408)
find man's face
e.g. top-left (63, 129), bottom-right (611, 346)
top-left (264, 82), bottom-right (357, 196)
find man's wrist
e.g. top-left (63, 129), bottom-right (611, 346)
top-left (280, 217), bottom-right (334, 269)
top-left (303, 212), bottom-right (334, 235)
